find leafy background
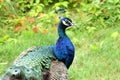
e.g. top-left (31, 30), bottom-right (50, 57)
top-left (0, 0), bottom-right (120, 80)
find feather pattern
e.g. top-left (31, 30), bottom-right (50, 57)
top-left (2, 46), bottom-right (56, 80)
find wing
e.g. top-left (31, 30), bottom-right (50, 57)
top-left (49, 60), bottom-right (68, 80)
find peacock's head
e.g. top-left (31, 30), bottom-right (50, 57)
top-left (59, 17), bottom-right (76, 28)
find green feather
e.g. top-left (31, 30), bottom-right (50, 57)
top-left (1, 46), bottom-right (56, 80)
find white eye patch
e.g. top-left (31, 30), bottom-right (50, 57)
top-left (62, 20), bottom-right (69, 26)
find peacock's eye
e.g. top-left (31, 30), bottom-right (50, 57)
top-left (62, 18), bottom-right (72, 26)
top-left (65, 19), bottom-right (69, 24)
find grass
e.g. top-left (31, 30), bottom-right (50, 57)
top-left (0, 20), bottom-right (120, 80)
top-left (69, 24), bottom-right (120, 80)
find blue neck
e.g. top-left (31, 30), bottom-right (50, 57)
top-left (53, 22), bottom-right (75, 69)
top-left (58, 23), bottom-right (66, 37)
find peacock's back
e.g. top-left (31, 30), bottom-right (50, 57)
top-left (2, 46), bottom-right (56, 80)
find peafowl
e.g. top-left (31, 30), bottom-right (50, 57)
top-left (0, 17), bottom-right (75, 80)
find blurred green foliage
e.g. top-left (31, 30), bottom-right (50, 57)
top-left (0, 0), bottom-right (120, 79)
top-left (0, 0), bottom-right (119, 29)
top-left (0, 0), bottom-right (119, 27)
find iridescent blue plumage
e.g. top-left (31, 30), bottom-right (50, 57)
top-left (53, 17), bottom-right (75, 68)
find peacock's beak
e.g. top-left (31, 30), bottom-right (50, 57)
top-left (71, 22), bottom-right (77, 26)
top-left (67, 22), bottom-right (77, 30)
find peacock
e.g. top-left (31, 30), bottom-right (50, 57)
top-left (0, 16), bottom-right (75, 80)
